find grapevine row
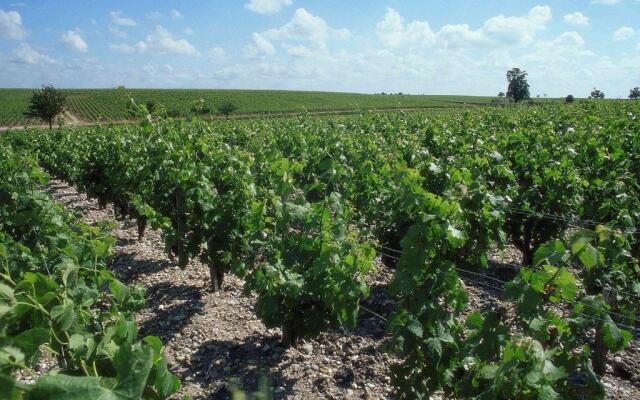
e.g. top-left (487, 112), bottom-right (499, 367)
top-left (0, 145), bottom-right (180, 399)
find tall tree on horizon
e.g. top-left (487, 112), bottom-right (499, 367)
top-left (590, 88), bottom-right (605, 99)
top-left (506, 68), bottom-right (530, 103)
top-left (24, 85), bottom-right (67, 129)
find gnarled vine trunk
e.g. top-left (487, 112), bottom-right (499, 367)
top-left (208, 261), bottom-right (225, 292)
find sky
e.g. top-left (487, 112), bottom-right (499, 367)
top-left (0, 0), bottom-right (639, 97)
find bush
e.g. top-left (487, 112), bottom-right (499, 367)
top-left (565, 95), bottom-right (575, 103)
top-left (217, 101), bottom-right (238, 119)
top-left (167, 109), bottom-right (185, 118)
top-left (191, 98), bottom-right (211, 115)
top-left (24, 84), bottom-right (67, 129)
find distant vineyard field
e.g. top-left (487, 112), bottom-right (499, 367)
top-left (0, 88), bottom-right (505, 126)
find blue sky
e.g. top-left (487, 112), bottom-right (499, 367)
top-left (1, 0), bottom-right (639, 97)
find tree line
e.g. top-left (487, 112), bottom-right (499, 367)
top-left (23, 85), bottom-right (240, 129)
top-left (22, 79), bottom-right (640, 129)
top-left (502, 67), bottom-right (640, 103)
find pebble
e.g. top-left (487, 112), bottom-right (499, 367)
top-left (301, 343), bottom-right (314, 355)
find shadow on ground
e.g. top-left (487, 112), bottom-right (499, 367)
top-left (190, 335), bottom-right (295, 400)
top-left (109, 251), bottom-right (174, 283)
top-left (138, 283), bottom-right (204, 342)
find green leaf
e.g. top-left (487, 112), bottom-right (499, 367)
top-left (27, 375), bottom-right (117, 400)
top-left (542, 360), bottom-right (566, 382)
top-left (28, 343), bottom-right (155, 400)
top-left (446, 224), bottom-right (465, 248)
top-left (537, 385), bottom-right (560, 400)
top-left (0, 283), bottom-right (15, 318)
top-left (50, 302), bottom-right (75, 331)
top-left (0, 373), bottom-right (23, 400)
top-left (113, 344), bottom-right (155, 398)
top-left (60, 260), bottom-right (78, 288)
top-left (12, 328), bottom-right (49, 363)
top-left (406, 318), bottom-right (423, 338)
top-left (570, 236), bottom-right (590, 256)
top-left (575, 243), bottom-right (599, 269)
top-left (533, 240), bottom-right (566, 266)
top-left (68, 334), bottom-right (84, 351)
top-left (602, 322), bottom-right (631, 352)
top-left (465, 312), bottom-right (484, 330)
top-left (0, 346), bottom-right (25, 369)
top-left (142, 336), bottom-right (163, 357)
top-left (480, 364), bottom-right (498, 379)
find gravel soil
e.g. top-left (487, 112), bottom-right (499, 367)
top-left (44, 180), bottom-right (640, 400)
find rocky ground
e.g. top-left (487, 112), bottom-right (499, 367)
top-left (45, 180), bottom-right (640, 400)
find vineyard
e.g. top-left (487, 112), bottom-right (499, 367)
top-left (0, 89), bottom-right (504, 127)
top-left (1, 101), bottom-right (639, 399)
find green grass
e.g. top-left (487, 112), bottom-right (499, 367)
top-left (0, 88), bottom-right (506, 126)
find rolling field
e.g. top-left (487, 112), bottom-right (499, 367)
top-left (0, 88), bottom-right (503, 126)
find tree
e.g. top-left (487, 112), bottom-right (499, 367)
top-left (217, 101), bottom-right (238, 119)
top-left (191, 98), bottom-right (211, 115)
top-left (145, 100), bottom-right (159, 114)
top-left (565, 95), bottom-right (575, 103)
top-left (24, 85), bottom-right (67, 129)
top-left (589, 88), bottom-right (605, 99)
top-left (498, 92), bottom-right (505, 97)
top-left (144, 100), bottom-right (167, 118)
top-left (629, 87), bottom-right (640, 100)
top-left (506, 68), bottom-right (530, 103)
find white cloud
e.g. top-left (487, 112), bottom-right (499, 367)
top-left (245, 0), bottom-right (292, 15)
top-left (284, 44), bottom-right (314, 58)
top-left (170, 9), bottom-right (182, 19)
top-left (145, 26), bottom-right (198, 56)
top-left (376, 8), bottom-right (436, 48)
top-left (208, 47), bottom-right (227, 62)
top-left (262, 8), bottom-right (350, 48)
top-left (108, 25), bottom-right (127, 38)
top-left (563, 12), bottom-right (589, 26)
top-left (12, 43), bottom-right (55, 64)
top-left (613, 27), bottom-right (635, 41)
top-left (110, 11), bottom-right (136, 27)
top-left (184, 27), bottom-right (194, 35)
top-left (479, 5), bottom-right (552, 46)
top-left (110, 25), bottom-right (199, 56)
top-left (0, 9), bottom-right (27, 39)
top-left (527, 31), bottom-right (592, 58)
top-left (109, 43), bottom-right (137, 53)
top-left (60, 30), bottom-right (88, 52)
top-left (377, 5), bottom-right (552, 50)
top-left (244, 32), bottom-right (276, 56)
top-left (437, 23), bottom-right (487, 48)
